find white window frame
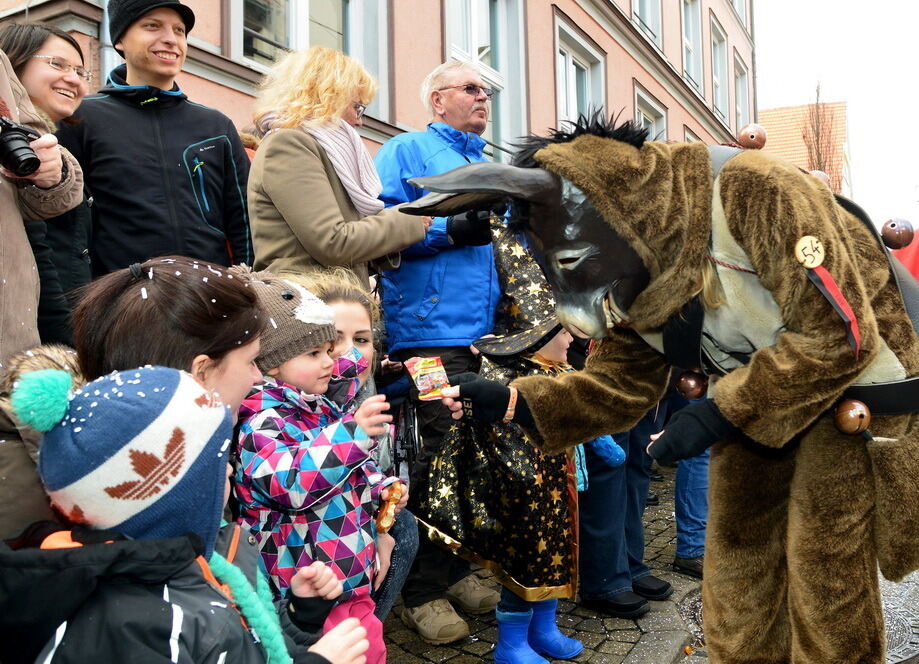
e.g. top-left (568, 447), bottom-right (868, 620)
top-left (444, 0), bottom-right (527, 162)
top-left (734, 55), bottom-right (750, 131)
top-left (633, 0), bottom-right (662, 48)
top-left (711, 18), bottom-right (728, 120)
top-left (635, 87), bottom-right (667, 141)
top-left (682, 0), bottom-right (702, 92)
top-left (555, 18), bottom-right (605, 125)
top-left (684, 126), bottom-right (702, 142)
top-left (732, 0), bottom-right (748, 27)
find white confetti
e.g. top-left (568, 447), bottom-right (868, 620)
top-left (141, 287), bottom-right (148, 299)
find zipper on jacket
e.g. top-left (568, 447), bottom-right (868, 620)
top-left (193, 157), bottom-right (210, 212)
top-left (151, 108), bottom-right (183, 254)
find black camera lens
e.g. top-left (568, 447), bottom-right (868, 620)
top-left (0, 117), bottom-right (40, 177)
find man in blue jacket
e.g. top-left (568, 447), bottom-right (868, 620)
top-left (374, 61), bottom-right (500, 644)
top-left (56, 0), bottom-right (251, 276)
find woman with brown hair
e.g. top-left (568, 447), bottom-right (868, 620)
top-left (249, 46), bottom-right (429, 287)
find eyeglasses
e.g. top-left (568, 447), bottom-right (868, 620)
top-left (31, 55), bottom-right (93, 82)
top-left (437, 84), bottom-right (495, 99)
top-left (352, 102), bottom-right (367, 119)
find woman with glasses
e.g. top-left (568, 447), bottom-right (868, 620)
top-left (0, 22), bottom-right (92, 345)
top-left (249, 46), bottom-right (429, 288)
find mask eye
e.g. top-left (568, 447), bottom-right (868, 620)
top-left (280, 290), bottom-right (294, 300)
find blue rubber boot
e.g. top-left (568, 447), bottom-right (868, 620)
top-left (493, 609), bottom-right (548, 664)
top-left (527, 599), bottom-right (583, 659)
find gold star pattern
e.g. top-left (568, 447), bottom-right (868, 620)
top-left (437, 485), bottom-right (453, 499)
top-left (550, 488), bottom-right (562, 502)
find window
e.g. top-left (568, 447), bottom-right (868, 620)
top-left (635, 88), bottom-right (667, 141)
top-left (555, 19), bottom-right (604, 125)
top-left (734, 56), bottom-right (750, 131)
top-left (242, 0), bottom-right (347, 66)
top-left (682, 0), bottom-right (702, 91)
top-left (684, 127), bottom-right (702, 142)
top-left (711, 20), bottom-right (728, 120)
top-left (634, 0), bottom-right (662, 47)
top-left (445, 0), bottom-right (527, 161)
top-left (732, 0), bottom-right (747, 27)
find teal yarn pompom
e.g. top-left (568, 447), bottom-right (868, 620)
top-left (10, 369), bottom-right (73, 432)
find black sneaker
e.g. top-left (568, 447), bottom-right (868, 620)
top-left (646, 491), bottom-right (660, 506)
top-left (673, 555), bottom-right (704, 579)
top-left (581, 591), bottom-right (650, 619)
top-left (632, 575), bottom-right (673, 600)
top-left (649, 471), bottom-right (664, 482)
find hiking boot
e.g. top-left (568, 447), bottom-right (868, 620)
top-left (446, 574), bottom-right (500, 614)
top-left (400, 599), bottom-right (470, 644)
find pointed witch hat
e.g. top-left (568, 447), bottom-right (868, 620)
top-left (473, 219), bottom-right (562, 357)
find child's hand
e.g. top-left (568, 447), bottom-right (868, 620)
top-left (290, 560), bottom-right (343, 600)
top-left (354, 394), bottom-right (392, 437)
top-left (374, 532), bottom-right (396, 591)
top-left (308, 617), bottom-right (368, 664)
top-left (381, 485), bottom-right (409, 515)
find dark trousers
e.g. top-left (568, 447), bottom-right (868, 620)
top-left (395, 346), bottom-right (480, 608)
top-left (578, 404), bottom-right (668, 599)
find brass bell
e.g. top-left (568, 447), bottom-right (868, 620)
top-left (834, 399), bottom-right (871, 435)
top-left (737, 123), bottom-right (767, 150)
top-left (881, 218), bottom-right (914, 250)
top-left (677, 370), bottom-right (708, 400)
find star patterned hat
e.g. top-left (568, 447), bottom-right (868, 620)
top-left (473, 219), bottom-right (563, 357)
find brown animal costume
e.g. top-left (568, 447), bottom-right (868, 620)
top-left (404, 124), bottom-right (919, 664)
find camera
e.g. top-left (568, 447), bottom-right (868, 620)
top-left (0, 116), bottom-right (41, 177)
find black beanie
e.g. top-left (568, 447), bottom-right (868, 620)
top-left (109, 0), bottom-right (196, 54)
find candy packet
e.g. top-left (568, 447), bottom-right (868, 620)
top-left (404, 356), bottom-right (451, 401)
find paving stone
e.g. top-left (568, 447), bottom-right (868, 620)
top-left (601, 617), bottom-right (640, 631)
top-left (622, 630), bottom-right (691, 664)
top-left (597, 639), bottom-right (635, 655)
top-left (636, 603), bottom-right (687, 633)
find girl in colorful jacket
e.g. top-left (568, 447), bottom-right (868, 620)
top-left (232, 269), bottom-right (396, 664)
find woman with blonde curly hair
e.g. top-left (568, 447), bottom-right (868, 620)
top-left (249, 46), bottom-right (429, 287)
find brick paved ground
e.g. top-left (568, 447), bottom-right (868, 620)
top-left (385, 465), bottom-right (702, 663)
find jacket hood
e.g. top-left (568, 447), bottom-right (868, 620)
top-left (100, 64), bottom-right (187, 107)
top-left (0, 523), bottom-right (199, 664)
top-left (533, 136), bottom-right (713, 329)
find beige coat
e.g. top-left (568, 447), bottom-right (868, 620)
top-left (0, 51), bottom-right (82, 369)
top-left (248, 128), bottom-right (425, 286)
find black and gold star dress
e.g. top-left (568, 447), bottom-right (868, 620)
top-left (412, 220), bottom-right (579, 601)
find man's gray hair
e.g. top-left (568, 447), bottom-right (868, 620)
top-left (420, 61), bottom-right (481, 117)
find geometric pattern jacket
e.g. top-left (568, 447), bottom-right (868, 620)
top-left (234, 378), bottom-right (395, 598)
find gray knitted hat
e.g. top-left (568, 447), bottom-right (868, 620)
top-left (231, 268), bottom-right (337, 373)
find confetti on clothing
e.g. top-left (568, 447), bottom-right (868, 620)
top-left (234, 377), bottom-right (397, 598)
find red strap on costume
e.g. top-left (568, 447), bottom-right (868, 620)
top-left (805, 265), bottom-right (861, 359)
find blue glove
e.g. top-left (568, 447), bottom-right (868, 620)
top-left (590, 434), bottom-right (626, 467)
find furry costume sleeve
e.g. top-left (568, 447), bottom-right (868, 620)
top-left (711, 150), bottom-right (881, 447)
top-left (512, 326), bottom-right (669, 455)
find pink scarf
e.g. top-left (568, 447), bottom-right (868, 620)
top-left (304, 119), bottom-right (384, 217)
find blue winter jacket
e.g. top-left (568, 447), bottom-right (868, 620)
top-left (374, 123), bottom-right (500, 352)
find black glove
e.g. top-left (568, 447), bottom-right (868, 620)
top-left (446, 210), bottom-right (492, 246)
top-left (448, 372), bottom-right (534, 428)
top-left (647, 399), bottom-right (737, 466)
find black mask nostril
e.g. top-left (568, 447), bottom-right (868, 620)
top-left (280, 289), bottom-right (294, 300)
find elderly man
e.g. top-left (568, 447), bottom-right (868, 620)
top-left (374, 61), bottom-right (500, 644)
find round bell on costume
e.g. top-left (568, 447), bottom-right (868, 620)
top-left (809, 170), bottom-right (831, 187)
top-left (881, 218), bottom-right (914, 250)
top-left (737, 123), bottom-right (766, 149)
top-left (834, 399), bottom-right (871, 435)
top-left (677, 370), bottom-right (708, 400)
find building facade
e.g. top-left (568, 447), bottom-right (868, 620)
top-left (0, 0), bottom-right (756, 154)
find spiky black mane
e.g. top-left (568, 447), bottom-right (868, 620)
top-left (512, 110), bottom-right (648, 169)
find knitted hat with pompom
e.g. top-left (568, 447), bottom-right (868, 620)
top-left (14, 365), bottom-right (232, 558)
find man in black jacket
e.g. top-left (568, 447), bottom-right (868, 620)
top-left (57, 0), bottom-right (252, 275)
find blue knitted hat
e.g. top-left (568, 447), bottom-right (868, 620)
top-left (35, 366), bottom-right (233, 557)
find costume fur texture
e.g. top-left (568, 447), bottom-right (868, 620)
top-left (512, 136), bottom-right (919, 664)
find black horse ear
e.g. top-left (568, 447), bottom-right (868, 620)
top-left (401, 162), bottom-right (560, 216)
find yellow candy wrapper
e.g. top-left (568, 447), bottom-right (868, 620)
top-left (405, 356), bottom-right (451, 401)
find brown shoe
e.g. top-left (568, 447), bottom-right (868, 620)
top-left (446, 574), bottom-right (500, 614)
top-left (400, 599), bottom-right (470, 644)
top-left (673, 555), bottom-right (704, 579)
